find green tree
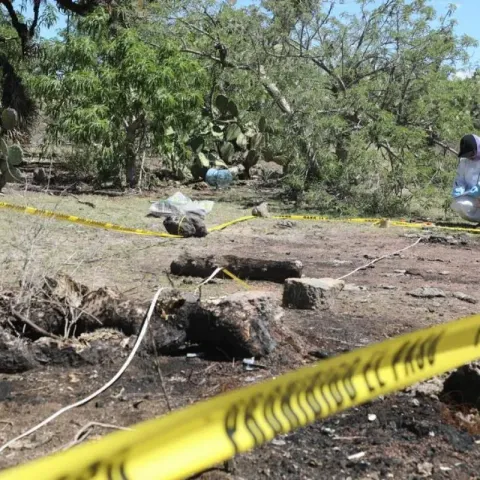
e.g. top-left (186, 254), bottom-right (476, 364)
top-left (31, 8), bottom-right (206, 187)
top-left (164, 0), bottom-right (477, 214)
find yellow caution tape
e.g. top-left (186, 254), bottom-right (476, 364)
top-left (273, 213), bottom-right (480, 234)
top-left (272, 214), bottom-right (379, 224)
top-left (0, 202), bottom-right (182, 238)
top-left (2, 313), bottom-right (480, 480)
top-left (222, 268), bottom-right (251, 289)
top-left (390, 219), bottom-right (480, 234)
top-left (208, 215), bottom-right (256, 232)
top-left (1, 200), bottom-right (479, 239)
top-left (0, 201), bottom-right (255, 238)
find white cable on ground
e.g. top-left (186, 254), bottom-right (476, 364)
top-left (336, 237), bottom-right (423, 281)
top-left (0, 286), bottom-right (166, 455)
top-left (194, 266), bottom-right (223, 294)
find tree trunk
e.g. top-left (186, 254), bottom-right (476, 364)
top-left (125, 131), bottom-right (137, 188)
top-left (170, 253), bottom-right (303, 283)
top-left (335, 139), bottom-right (349, 163)
top-left (124, 116), bottom-right (145, 188)
top-left (258, 65), bottom-right (293, 116)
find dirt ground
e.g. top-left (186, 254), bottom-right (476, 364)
top-left (1, 183), bottom-right (480, 479)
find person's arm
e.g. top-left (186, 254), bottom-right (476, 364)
top-left (452, 159), bottom-right (466, 197)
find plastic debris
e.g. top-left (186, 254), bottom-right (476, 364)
top-left (205, 167), bottom-right (233, 189)
top-left (148, 192), bottom-right (214, 219)
top-left (242, 357), bottom-right (267, 371)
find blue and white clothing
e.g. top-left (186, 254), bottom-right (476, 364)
top-left (451, 134), bottom-right (480, 222)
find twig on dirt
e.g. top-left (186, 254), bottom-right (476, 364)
top-left (333, 435), bottom-right (366, 441)
top-left (111, 387), bottom-right (125, 400)
top-left (66, 193), bottom-right (95, 209)
top-left (58, 422), bottom-right (131, 452)
top-left (0, 286), bottom-right (166, 455)
top-left (5, 318), bottom-right (19, 336)
top-left (335, 238), bottom-right (422, 281)
top-left (0, 421), bottom-right (13, 433)
top-left (149, 333), bottom-right (172, 411)
top-left (165, 271), bottom-right (175, 288)
top-left (10, 308), bottom-right (61, 340)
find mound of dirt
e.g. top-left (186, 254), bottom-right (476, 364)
top-left (0, 275), bottom-right (309, 373)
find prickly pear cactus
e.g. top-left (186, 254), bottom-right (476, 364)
top-left (190, 95), bottom-right (271, 179)
top-left (1, 108), bottom-right (18, 131)
top-left (0, 107), bottom-right (24, 191)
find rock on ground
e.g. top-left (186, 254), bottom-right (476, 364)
top-left (452, 292), bottom-right (477, 304)
top-left (408, 376), bottom-right (445, 399)
top-left (283, 278), bottom-right (345, 310)
top-left (407, 287), bottom-right (446, 299)
top-left (252, 202), bottom-right (269, 218)
top-left (163, 214), bottom-right (207, 237)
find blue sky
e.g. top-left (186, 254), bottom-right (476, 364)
top-left (31, 0), bottom-right (479, 65)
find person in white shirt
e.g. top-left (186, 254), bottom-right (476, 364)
top-left (451, 134), bottom-right (480, 223)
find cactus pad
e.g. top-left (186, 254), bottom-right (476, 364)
top-left (1, 108), bottom-right (18, 131)
top-left (3, 164), bottom-right (24, 183)
top-left (7, 144), bottom-right (23, 166)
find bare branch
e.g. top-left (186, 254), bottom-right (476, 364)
top-left (378, 141), bottom-right (400, 159)
top-left (178, 47), bottom-right (250, 70)
top-left (175, 18), bottom-right (217, 42)
top-left (285, 39), bottom-right (347, 93)
top-left (29, 0), bottom-right (42, 37)
top-left (0, 0), bottom-right (29, 51)
top-left (427, 129), bottom-right (458, 156)
top-left (10, 308), bottom-right (61, 340)
top-left (258, 65), bottom-right (293, 115)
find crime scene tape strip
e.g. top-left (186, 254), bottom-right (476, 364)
top-left (0, 201), bottom-right (256, 237)
top-left (208, 215), bottom-right (256, 232)
top-left (0, 201), bottom-right (182, 238)
top-left (1, 200), bottom-right (480, 238)
top-left (2, 313), bottom-right (480, 480)
top-left (222, 268), bottom-right (251, 289)
top-left (272, 214), bottom-right (380, 224)
top-left (390, 219), bottom-right (480, 235)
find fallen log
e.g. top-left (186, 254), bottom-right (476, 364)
top-left (170, 253), bottom-right (303, 283)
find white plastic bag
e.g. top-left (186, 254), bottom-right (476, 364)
top-left (148, 192), bottom-right (214, 219)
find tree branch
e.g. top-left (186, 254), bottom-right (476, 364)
top-left (285, 40), bottom-right (347, 93)
top-left (29, 0), bottom-right (42, 37)
top-left (174, 47), bottom-right (248, 70)
top-left (427, 130), bottom-right (458, 156)
top-left (257, 65), bottom-right (293, 115)
top-left (0, 0), bottom-right (29, 52)
top-left (178, 46), bottom-right (294, 115)
top-left (11, 308), bottom-right (61, 340)
top-left (378, 141), bottom-right (399, 159)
